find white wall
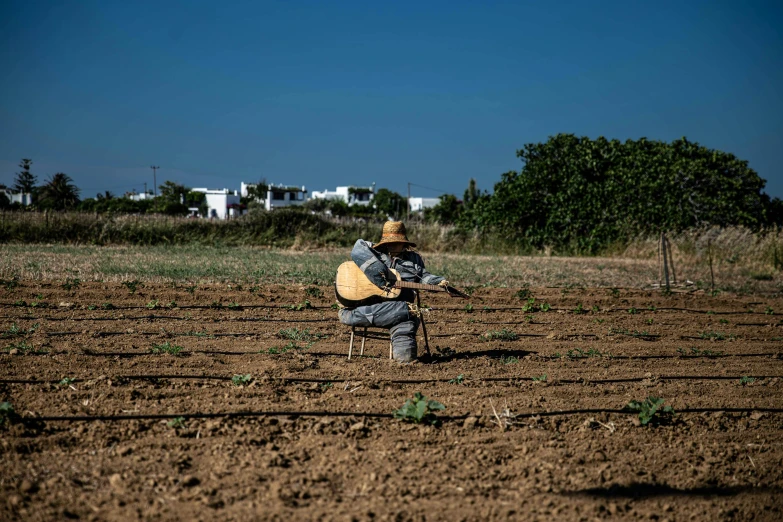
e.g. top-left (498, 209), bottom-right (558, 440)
top-left (409, 197), bottom-right (440, 212)
top-left (264, 184), bottom-right (308, 210)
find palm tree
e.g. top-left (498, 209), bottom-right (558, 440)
top-left (38, 173), bottom-right (81, 210)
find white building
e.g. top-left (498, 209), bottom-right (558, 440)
top-left (126, 190), bottom-right (155, 201)
top-left (264, 184), bottom-right (308, 211)
top-left (0, 185), bottom-right (32, 206)
top-left (191, 188), bottom-right (243, 219)
top-left (310, 185), bottom-right (374, 206)
top-left (409, 197), bottom-right (440, 212)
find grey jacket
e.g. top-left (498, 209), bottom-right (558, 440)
top-left (350, 239), bottom-right (445, 303)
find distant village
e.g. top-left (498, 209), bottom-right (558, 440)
top-left (0, 180), bottom-right (441, 220)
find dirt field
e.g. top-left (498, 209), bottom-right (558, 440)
top-left (2, 281), bottom-right (782, 521)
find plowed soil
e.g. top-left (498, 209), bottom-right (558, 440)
top-left (2, 282), bottom-right (782, 521)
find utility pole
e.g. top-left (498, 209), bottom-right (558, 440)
top-left (150, 166), bottom-right (160, 197)
top-left (407, 182), bottom-right (410, 222)
top-left (144, 182), bottom-right (147, 196)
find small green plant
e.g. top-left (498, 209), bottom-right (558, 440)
top-left (433, 346), bottom-right (456, 360)
top-left (462, 285), bottom-right (476, 297)
top-left (227, 301), bottom-right (242, 310)
top-left (610, 287), bottom-right (620, 298)
top-left (482, 306), bottom-right (493, 313)
top-left (647, 305), bottom-right (657, 311)
top-left (5, 341), bottom-right (45, 354)
top-left (739, 376), bottom-right (756, 385)
top-left (628, 307), bottom-right (638, 314)
top-left (122, 280), bottom-right (141, 293)
top-left (319, 381), bottom-right (333, 391)
top-left (2, 322), bottom-right (39, 338)
top-left (719, 318), bottom-right (729, 324)
top-left (1, 276), bottom-right (20, 291)
top-left (167, 416), bottom-right (186, 428)
top-left (14, 299), bottom-right (27, 307)
top-left (209, 300), bottom-right (224, 309)
top-left (305, 286), bottom-right (324, 299)
top-left (531, 374), bottom-right (547, 382)
top-left (479, 328), bottom-right (519, 342)
top-left (0, 402), bottom-right (19, 426)
top-left (184, 285), bottom-right (197, 294)
top-left (58, 377), bottom-right (76, 387)
top-left (573, 303), bottom-right (586, 315)
top-left (448, 374), bottom-right (465, 385)
top-left (464, 303), bottom-right (474, 313)
top-left (646, 318), bottom-right (654, 325)
top-left (146, 300), bottom-right (161, 310)
top-left (393, 392), bottom-right (445, 425)
top-left (87, 304), bottom-right (97, 310)
top-left (330, 303), bottom-right (340, 310)
top-left (500, 355), bottom-right (519, 365)
top-left (150, 342), bottom-right (184, 355)
top-left (61, 277), bottom-right (81, 291)
top-left (706, 310), bottom-right (715, 315)
top-left (231, 374), bottom-right (252, 386)
top-left (287, 299), bottom-right (312, 311)
top-left (101, 302), bottom-right (115, 310)
top-left (276, 328), bottom-right (326, 342)
top-left (515, 286), bottom-right (531, 300)
top-left (676, 347), bottom-right (724, 357)
top-left (625, 396), bottom-right (674, 426)
top-left (591, 305), bottom-right (600, 313)
top-left (765, 306), bottom-right (774, 315)
top-left (698, 331), bottom-right (731, 340)
top-left (540, 302), bottom-right (551, 312)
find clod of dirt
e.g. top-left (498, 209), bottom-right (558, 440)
top-left (349, 421), bottom-right (366, 432)
top-left (463, 416), bottom-right (479, 429)
top-left (19, 479), bottom-right (37, 494)
top-left (109, 473), bottom-right (123, 489)
top-left (182, 475), bottom-right (200, 488)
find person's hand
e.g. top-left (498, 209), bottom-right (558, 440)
top-left (438, 280), bottom-right (450, 288)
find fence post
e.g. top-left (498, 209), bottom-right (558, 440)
top-left (661, 233), bottom-right (670, 292)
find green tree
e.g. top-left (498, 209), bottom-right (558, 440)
top-left (37, 173), bottom-right (81, 210)
top-left (429, 194), bottom-right (462, 224)
top-left (13, 159), bottom-right (37, 194)
top-left (0, 191), bottom-right (10, 209)
top-left (373, 188), bottom-right (407, 220)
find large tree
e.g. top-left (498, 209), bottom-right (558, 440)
top-left (477, 134), bottom-right (779, 252)
top-left (372, 188), bottom-right (407, 220)
top-left (13, 159), bottom-right (36, 194)
top-left (37, 173), bottom-right (81, 210)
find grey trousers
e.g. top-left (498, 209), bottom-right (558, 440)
top-left (338, 301), bottom-right (419, 362)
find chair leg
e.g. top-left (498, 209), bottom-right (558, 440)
top-left (360, 327), bottom-right (367, 356)
top-left (416, 291), bottom-right (431, 357)
top-left (389, 340), bottom-right (393, 359)
top-left (348, 327), bottom-right (355, 359)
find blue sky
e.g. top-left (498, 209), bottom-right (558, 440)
top-left (1, 0), bottom-right (781, 200)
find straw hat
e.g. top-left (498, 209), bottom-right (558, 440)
top-left (374, 221), bottom-right (416, 248)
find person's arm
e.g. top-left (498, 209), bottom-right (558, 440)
top-left (350, 239), bottom-right (395, 288)
top-left (412, 252), bottom-right (446, 286)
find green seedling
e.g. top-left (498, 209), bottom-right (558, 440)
top-left (464, 303), bottom-right (474, 313)
top-left (267, 341), bottom-right (312, 354)
top-left (319, 381), bottom-right (333, 391)
top-left (593, 318), bottom-right (605, 324)
top-left (330, 303), bottom-right (340, 310)
top-left (2, 322), bottom-right (39, 338)
top-left (676, 347), bottom-right (724, 357)
top-left (231, 374), bottom-right (252, 386)
top-left (5, 341), bottom-right (45, 354)
top-left (555, 347), bottom-right (604, 359)
top-left (573, 303), bottom-right (586, 315)
top-left (462, 286), bottom-right (476, 297)
top-left (122, 280), bottom-right (141, 293)
top-left (706, 310), bottom-right (715, 315)
top-left (610, 288), bottom-right (620, 298)
top-left (167, 416), bottom-right (186, 428)
top-left (647, 305), bottom-right (657, 311)
top-left (287, 300), bottom-right (312, 311)
top-left (150, 342), bottom-right (184, 355)
top-left (765, 306), bottom-right (774, 315)
top-left (719, 318), bottom-right (729, 324)
top-left (14, 299), bottom-right (27, 307)
top-left (500, 355), bottom-right (519, 365)
top-left (146, 300), bottom-right (160, 310)
top-left (482, 306), bottom-right (493, 313)
top-left (227, 302), bottom-right (242, 310)
top-left (739, 376), bottom-right (756, 385)
top-left (646, 318), bottom-right (654, 325)
top-left (209, 301), bottom-right (224, 309)
top-left (305, 286), bottom-right (324, 299)
top-left (532, 374), bottom-right (547, 382)
top-left (87, 304), bottom-right (97, 310)
top-left (61, 277), bottom-right (81, 291)
top-left (433, 346), bottom-right (456, 360)
top-left (698, 331), bottom-right (732, 340)
top-left (448, 374), bottom-right (465, 385)
top-left (479, 328), bottom-right (519, 342)
top-left (184, 285), bottom-right (197, 294)
top-left (101, 302), bottom-right (115, 310)
top-left (515, 287), bottom-right (531, 300)
top-left (1, 277), bottom-right (20, 291)
top-left (591, 305), bottom-right (600, 313)
top-left (58, 377), bottom-right (76, 387)
top-left (276, 328), bottom-right (326, 342)
top-left (393, 392), bottom-right (445, 425)
top-left (628, 307), bottom-right (638, 314)
top-left (625, 396), bottom-right (674, 426)
top-left (0, 402), bottom-right (19, 426)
